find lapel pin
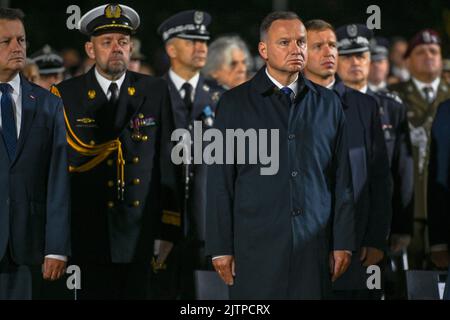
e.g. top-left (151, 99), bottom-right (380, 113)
top-left (88, 90), bottom-right (96, 99)
top-left (128, 87), bottom-right (136, 96)
top-left (203, 84), bottom-right (210, 92)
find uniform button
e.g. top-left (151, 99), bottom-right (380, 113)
top-left (132, 157), bottom-right (140, 164)
top-left (188, 125), bottom-right (193, 130)
top-left (107, 180), bottom-right (114, 187)
top-left (107, 159), bottom-right (114, 166)
top-left (292, 208), bottom-right (302, 216)
top-left (189, 172), bottom-right (194, 177)
top-left (132, 178), bottom-right (141, 185)
top-left (291, 171), bottom-right (298, 177)
top-left (141, 135), bottom-right (148, 142)
top-left (90, 140), bottom-right (96, 146)
top-left (107, 201), bottom-right (114, 208)
top-left (288, 134), bottom-right (295, 140)
top-left (132, 200), bottom-right (140, 207)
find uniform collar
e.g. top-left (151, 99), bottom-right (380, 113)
top-left (411, 76), bottom-right (440, 94)
top-left (94, 67), bottom-right (126, 96)
top-left (169, 69), bottom-right (200, 92)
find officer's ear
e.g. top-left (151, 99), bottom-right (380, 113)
top-left (85, 41), bottom-right (96, 60)
top-left (258, 41), bottom-right (268, 61)
top-left (165, 39), bottom-right (177, 59)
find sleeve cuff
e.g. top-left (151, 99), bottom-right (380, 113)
top-left (45, 255), bottom-right (67, 262)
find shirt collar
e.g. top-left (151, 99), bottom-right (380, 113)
top-left (0, 73), bottom-right (21, 95)
top-left (412, 77), bottom-right (440, 94)
top-left (265, 68), bottom-right (298, 94)
top-left (325, 79), bottom-right (336, 89)
top-left (94, 67), bottom-right (126, 96)
top-left (169, 69), bottom-right (200, 92)
top-left (359, 85), bottom-right (368, 94)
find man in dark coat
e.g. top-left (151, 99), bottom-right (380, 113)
top-left (428, 98), bottom-right (450, 272)
top-left (54, 4), bottom-right (179, 299)
top-left (304, 20), bottom-right (392, 299)
top-left (205, 11), bottom-right (355, 299)
top-left (0, 8), bottom-right (70, 299)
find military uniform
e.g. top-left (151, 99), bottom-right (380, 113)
top-left (53, 4), bottom-right (179, 299)
top-left (389, 78), bottom-right (450, 267)
top-left (152, 10), bottom-right (224, 299)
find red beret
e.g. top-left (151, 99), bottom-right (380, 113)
top-left (404, 29), bottom-right (441, 58)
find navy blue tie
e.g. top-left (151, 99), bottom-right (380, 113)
top-left (280, 86), bottom-right (294, 104)
top-left (0, 83), bottom-right (17, 160)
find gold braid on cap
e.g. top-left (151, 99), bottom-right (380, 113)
top-left (50, 85), bottom-right (126, 200)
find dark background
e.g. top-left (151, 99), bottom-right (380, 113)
top-left (5, 0), bottom-right (450, 74)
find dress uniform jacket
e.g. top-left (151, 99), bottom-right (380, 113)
top-left (389, 79), bottom-right (450, 222)
top-left (163, 73), bottom-right (223, 242)
top-left (331, 81), bottom-right (391, 290)
top-left (205, 68), bottom-right (355, 299)
top-left (55, 67), bottom-right (178, 264)
top-left (428, 99), bottom-right (450, 248)
top-left (367, 88), bottom-right (414, 235)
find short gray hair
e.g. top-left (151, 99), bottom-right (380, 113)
top-left (202, 35), bottom-right (251, 78)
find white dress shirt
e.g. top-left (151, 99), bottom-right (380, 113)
top-left (169, 69), bottom-right (199, 101)
top-left (411, 77), bottom-right (440, 101)
top-left (0, 73), bottom-right (22, 136)
top-left (358, 85), bottom-right (369, 94)
top-left (265, 68), bottom-right (298, 94)
top-left (1, 73), bottom-right (66, 262)
top-left (368, 81), bottom-right (387, 93)
top-left (95, 68), bottom-right (126, 99)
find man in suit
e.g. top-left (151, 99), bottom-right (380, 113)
top-left (389, 29), bottom-right (450, 269)
top-left (304, 20), bottom-right (391, 299)
top-left (206, 11), bottom-right (355, 299)
top-left (54, 4), bottom-right (179, 299)
top-left (154, 10), bottom-right (224, 299)
top-left (427, 98), bottom-right (450, 271)
top-left (0, 8), bottom-right (70, 300)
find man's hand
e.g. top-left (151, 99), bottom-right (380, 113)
top-left (431, 250), bottom-right (450, 269)
top-left (360, 247), bottom-right (384, 267)
top-left (329, 250), bottom-right (351, 282)
top-left (42, 258), bottom-right (66, 281)
top-left (212, 255), bottom-right (235, 286)
top-left (390, 234), bottom-right (411, 254)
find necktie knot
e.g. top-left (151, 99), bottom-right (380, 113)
top-left (108, 82), bottom-right (119, 103)
top-left (0, 83), bottom-right (13, 94)
top-left (422, 86), bottom-right (434, 103)
top-left (280, 86), bottom-right (293, 96)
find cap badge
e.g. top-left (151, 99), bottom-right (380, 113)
top-left (194, 11), bottom-right (204, 24)
top-left (347, 24), bottom-right (358, 37)
top-left (105, 4), bottom-right (122, 19)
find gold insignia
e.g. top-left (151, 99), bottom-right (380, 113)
top-left (128, 87), bottom-right (136, 96)
top-left (76, 118), bottom-right (96, 124)
top-left (88, 90), bottom-right (96, 99)
top-left (105, 4), bottom-right (122, 19)
top-left (138, 113), bottom-right (144, 119)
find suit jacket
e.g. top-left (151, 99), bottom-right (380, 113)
top-left (331, 81), bottom-right (391, 290)
top-left (367, 88), bottom-right (414, 235)
top-left (56, 67), bottom-right (178, 264)
top-left (205, 68), bottom-right (355, 299)
top-left (0, 74), bottom-right (70, 266)
top-left (389, 79), bottom-right (450, 220)
top-left (428, 99), bottom-right (450, 247)
top-left (164, 73), bottom-right (223, 243)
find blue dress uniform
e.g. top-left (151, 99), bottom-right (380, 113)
top-left (332, 25), bottom-right (392, 299)
top-left (153, 10), bottom-right (224, 299)
top-left (53, 4), bottom-right (179, 299)
top-left (206, 68), bottom-right (355, 299)
top-left (331, 80), bottom-right (392, 296)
